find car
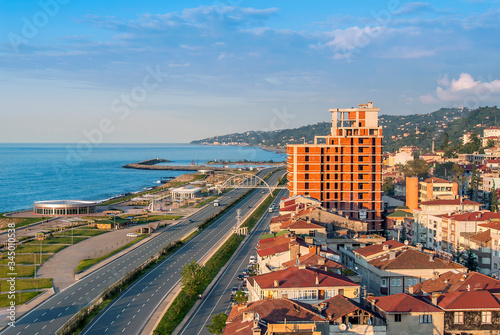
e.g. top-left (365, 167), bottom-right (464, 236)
top-left (249, 255), bottom-right (256, 264)
top-left (237, 274), bottom-right (244, 281)
top-left (241, 280), bottom-right (247, 288)
top-left (230, 286), bottom-right (239, 297)
top-left (188, 219), bottom-right (193, 223)
top-left (126, 233), bottom-right (138, 238)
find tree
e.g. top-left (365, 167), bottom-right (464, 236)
top-left (433, 162), bottom-right (454, 179)
top-left (234, 290), bottom-right (248, 305)
top-left (486, 139), bottom-right (496, 148)
top-left (382, 177), bottom-right (395, 196)
top-left (206, 313), bottom-right (228, 335)
top-left (450, 163), bottom-right (467, 196)
top-left (491, 181), bottom-right (499, 212)
top-left (399, 159), bottom-right (429, 180)
top-left (468, 164), bottom-right (479, 202)
top-left (461, 249), bottom-right (478, 272)
top-left (442, 132), bottom-right (449, 149)
top-left (180, 259), bottom-right (205, 297)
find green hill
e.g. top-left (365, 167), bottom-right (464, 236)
top-left (192, 106), bottom-right (500, 153)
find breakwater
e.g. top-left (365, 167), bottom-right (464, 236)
top-left (123, 159), bottom-right (230, 171)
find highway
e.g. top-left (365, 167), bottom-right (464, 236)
top-left (1, 168), bottom-right (283, 335)
top-left (177, 189), bottom-right (288, 335)
top-left (80, 169), bottom-right (284, 335)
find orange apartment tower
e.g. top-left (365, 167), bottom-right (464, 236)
top-left (287, 102), bottom-right (383, 232)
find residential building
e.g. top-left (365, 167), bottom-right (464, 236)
top-left (478, 220), bottom-right (500, 278)
top-left (412, 199), bottom-right (482, 248)
top-left (384, 209), bottom-right (413, 242)
top-left (246, 265), bottom-right (360, 304)
top-left (484, 126), bottom-right (500, 138)
top-left (460, 229), bottom-right (492, 275)
top-left (408, 270), bottom-right (500, 296)
top-left (418, 177), bottom-right (458, 202)
top-left (287, 102), bottom-right (383, 232)
top-left (340, 241), bottom-right (467, 296)
top-left (367, 293), bottom-right (445, 335)
top-left (424, 290), bottom-right (500, 335)
top-left (223, 298), bottom-right (327, 335)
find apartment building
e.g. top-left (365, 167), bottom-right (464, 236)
top-left (418, 177), bottom-right (458, 202)
top-left (287, 102), bottom-right (383, 232)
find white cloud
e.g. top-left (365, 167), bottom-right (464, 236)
top-left (420, 73), bottom-right (500, 105)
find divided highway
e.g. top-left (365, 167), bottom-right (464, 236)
top-left (178, 188), bottom-right (288, 335)
top-left (0, 168), bottom-right (283, 335)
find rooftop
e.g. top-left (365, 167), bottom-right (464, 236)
top-left (428, 290), bottom-right (500, 311)
top-left (247, 266), bottom-right (358, 290)
top-left (419, 199), bottom-right (482, 206)
top-left (282, 253), bottom-right (345, 270)
top-left (368, 249), bottom-right (465, 271)
top-left (367, 293), bottom-right (442, 313)
top-left (353, 240), bottom-right (405, 258)
top-left (409, 270), bottom-right (500, 295)
top-left (422, 177), bottom-right (452, 184)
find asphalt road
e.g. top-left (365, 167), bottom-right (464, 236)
top-left (177, 188), bottom-right (288, 335)
top-left (0, 168), bottom-right (282, 335)
top-left (80, 169), bottom-right (285, 335)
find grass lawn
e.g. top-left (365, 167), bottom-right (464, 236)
top-left (0, 213), bottom-right (49, 230)
top-left (0, 278), bottom-right (52, 291)
top-left (132, 215), bottom-right (182, 223)
top-left (0, 291), bottom-right (43, 308)
top-left (39, 237), bottom-right (87, 245)
top-left (75, 235), bottom-right (149, 273)
top-left (194, 196), bottom-right (218, 208)
top-left (54, 229), bottom-right (108, 237)
top-left (15, 244), bottom-right (68, 254)
top-left (0, 254), bottom-right (51, 265)
top-left (0, 266), bottom-right (36, 278)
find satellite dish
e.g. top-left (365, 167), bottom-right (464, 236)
top-left (339, 323), bottom-right (347, 331)
top-left (404, 240), bottom-right (409, 245)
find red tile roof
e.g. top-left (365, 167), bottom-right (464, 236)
top-left (441, 211), bottom-right (500, 222)
top-left (247, 266), bottom-right (358, 290)
top-left (423, 177), bottom-right (452, 184)
top-left (419, 199), bottom-right (482, 206)
top-left (470, 229), bottom-right (491, 243)
top-left (270, 213), bottom-right (292, 224)
top-left (479, 220), bottom-right (500, 230)
top-left (367, 293), bottom-right (442, 313)
top-left (224, 298), bottom-right (325, 335)
top-left (282, 253), bottom-right (345, 271)
top-left (431, 290), bottom-right (500, 310)
top-left (410, 271), bottom-right (500, 295)
top-left (354, 240), bottom-right (405, 258)
top-left (369, 249), bottom-right (466, 271)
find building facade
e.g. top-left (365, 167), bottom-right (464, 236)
top-left (287, 102), bottom-right (383, 232)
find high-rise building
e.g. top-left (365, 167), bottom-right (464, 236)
top-left (287, 102), bottom-right (383, 232)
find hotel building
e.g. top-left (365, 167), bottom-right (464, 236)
top-left (287, 102), bottom-right (383, 232)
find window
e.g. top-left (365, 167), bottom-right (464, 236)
top-left (482, 311), bottom-right (492, 324)
top-left (305, 165), bottom-right (309, 171)
top-left (381, 279), bottom-right (387, 287)
top-left (397, 278), bottom-right (402, 286)
top-left (454, 312), bottom-right (464, 324)
top-left (394, 314), bottom-right (402, 322)
top-left (419, 315), bottom-right (432, 324)
top-left (413, 278), bottom-right (418, 285)
top-left (391, 278), bottom-right (396, 286)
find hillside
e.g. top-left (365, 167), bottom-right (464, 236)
top-left (192, 106), bottom-right (500, 152)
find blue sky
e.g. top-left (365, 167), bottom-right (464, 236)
top-left (1, 0), bottom-right (500, 143)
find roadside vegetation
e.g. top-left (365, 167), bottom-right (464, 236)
top-left (153, 175), bottom-right (283, 334)
top-left (75, 235), bottom-right (149, 274)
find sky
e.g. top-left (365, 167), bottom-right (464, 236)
top-left (1, 0), bottom-right (500, 143)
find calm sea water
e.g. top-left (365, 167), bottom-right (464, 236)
top-left (0, 144), bottom-right (285, 213)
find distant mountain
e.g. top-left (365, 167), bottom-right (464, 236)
top-left (192, 106), bottom-right (500, 152)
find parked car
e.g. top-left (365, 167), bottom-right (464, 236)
top-left (249, 255), bottom-right (256, 264)
top-left (237, 274), bottom-right (244, 281)
top-left (230, 286), bottom-right (239, 298)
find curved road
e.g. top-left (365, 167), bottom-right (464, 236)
top-left (0, 168), bottom-right (283, 335)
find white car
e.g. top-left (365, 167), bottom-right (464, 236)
top-left (249, 255), bottom-right (256, 264)
top-left (127, 233), bottom-right (138, 238)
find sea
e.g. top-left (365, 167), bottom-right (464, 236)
top-left (0, 143), bottom-right (286, 213)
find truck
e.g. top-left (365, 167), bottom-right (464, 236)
top-left (268, 206), bottom-right (274, 213)
top-left (214, 199), bottom-right (220, 207)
